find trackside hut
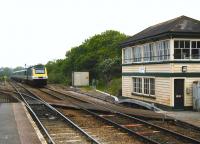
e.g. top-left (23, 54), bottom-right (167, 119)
top-left (121, 16), bottom-right (200, 110)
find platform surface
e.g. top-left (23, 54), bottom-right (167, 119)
top-left (166, 111), bottom-right (200, 127)
top-left (0, 103), bottom-right (42, 144)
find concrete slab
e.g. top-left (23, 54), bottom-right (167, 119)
top-left (0, 103), bottom-right (43, 144)
top-left (0, 103), bottom-right (21, 144)
top-left (13, 103), bottom-right (43, 144)
top-left (166, 111), bottom-right (200, 127)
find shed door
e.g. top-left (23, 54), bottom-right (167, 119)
top-left (174, 79), bottom-right (184, 109)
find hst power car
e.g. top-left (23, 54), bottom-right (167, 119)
top-left (11, 64), bottom-right (48, 86)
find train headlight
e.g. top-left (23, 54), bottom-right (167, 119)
top-left (32, 76), bottom-right (36, 79)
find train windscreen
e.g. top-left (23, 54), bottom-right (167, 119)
top-left (35, 68), bottom-right (45, 74)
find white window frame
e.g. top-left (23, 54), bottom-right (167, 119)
top-left (132, 46), bottom-right (142, 62)
top-left (143, 77), bottom-right (155, 96)
top-left (191, 40), bottom-right (200, 59)
top-left (143, 43), bottom-right (155, 62)
top-left (173, 38), bottom-right (200, 61)
top-left (174, 40), bottom-right (190, 60)
top-left (132, 76), bottom-right (155, 97)
top-left (132, 77), bottom-right (142, 94)
top-left (123, 47), bottom-right (132, 64)
top-left (156, 40), bottom-right (170, 61)
top-left (123, 39), bottom-right (170, 63)
top-left (143, 44), bottom-right (150, 62)
top-left (150, 43), bottom-right (156, 61)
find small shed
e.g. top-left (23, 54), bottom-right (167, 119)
top-left (72, 72), bottom-right (89, 86)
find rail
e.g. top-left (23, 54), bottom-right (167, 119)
top-left (12, 82), bottom-right (101, 144)
top-left (9, 81), bottom-right (55, 144)
top-left (45, 87), bottom-right (200, 144)
top-left (39, 88), bottom-right (159, 144)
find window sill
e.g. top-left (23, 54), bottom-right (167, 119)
top-left (131, 92), bottom-right (156, 99)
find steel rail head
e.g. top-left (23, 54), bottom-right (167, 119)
top-left (15, 84), bottom-right (101, 144)
top-left (47, 87), bottom-right (200, 144)
top-left (8, 82), bottom-right (56, 144)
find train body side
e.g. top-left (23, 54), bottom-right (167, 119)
top-left (11, 70), bottom-right (27, 82)
top-left (11, 65), bottom-right (48, 86)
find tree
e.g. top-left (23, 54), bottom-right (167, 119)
top-left (13, 66), bottom-right (24, 71)
top-left (0, 67), bottom-right (13, 77)
top-left (98, 57), bottom-right (121, 84)
top-left (46, 30), bottom-right (129, 85)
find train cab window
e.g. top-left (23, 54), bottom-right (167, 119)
top-left (35, 68), bottom-right (45, 74)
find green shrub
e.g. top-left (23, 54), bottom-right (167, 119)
top-left (97, 78), bottom-right (122, 96)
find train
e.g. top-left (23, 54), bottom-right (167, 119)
top-left (11, 64), bottom-right (48, 86)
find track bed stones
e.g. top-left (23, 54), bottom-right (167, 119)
top-left (101, 114), bottom-right (190, 144)
top-left (57, 108), bottom-right (143, 144)
top-left (26, 103), bottom-right (92, 144)
top-left (148, 120), bottom-right (200, 141)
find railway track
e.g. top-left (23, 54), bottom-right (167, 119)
top-left (38, 87), bottom-right (200, 144)
top-left (9, 82), bottom-right (100, 144)
top-left (10, 82), bottom-right (152, 144)
top-left (9, 81), bottom-right (200, 144)
top-left (14, 82), bottom-right (156, 144)
top-left (56, 107), bottom-right (145, 144)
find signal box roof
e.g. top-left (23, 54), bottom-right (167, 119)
top-left (121, 15), bottom-right (200, 47)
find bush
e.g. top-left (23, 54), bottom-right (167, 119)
top-left (97, 77), bottom-right (122, 96)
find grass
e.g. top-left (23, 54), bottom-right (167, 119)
top-left (81, 86), bottom-right (93, 91)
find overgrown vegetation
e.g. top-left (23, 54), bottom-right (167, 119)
top-left (46, 30), bottom-right (128, 95)
top-left (0, 67), bottom-right (13, 77)
top-left (0, 67), bottom-right (24, 77)
top-left (97, 77), bottom-right (122, 96)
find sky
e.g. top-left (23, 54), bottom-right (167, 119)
top-left (0, 0), bottom-right (200, 68)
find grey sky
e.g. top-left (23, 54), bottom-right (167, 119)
top-left (0, 0), bottom-right (199, 68)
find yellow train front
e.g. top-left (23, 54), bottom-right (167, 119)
top-left (26, 64), bottom-right (48, 86)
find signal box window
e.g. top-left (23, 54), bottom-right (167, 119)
top-left (174, 40), bottom-right (190, 59)
top-left (191, 41), bottom-right (200, 59)
top-left (144, 78), bottom-right (155, 95)
top-left (133, 77), bottom-right (142, 93)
